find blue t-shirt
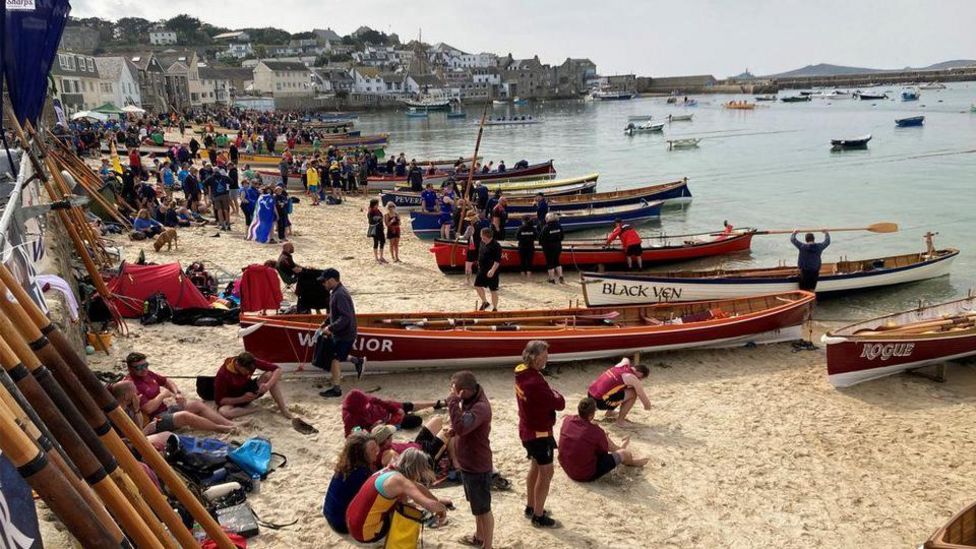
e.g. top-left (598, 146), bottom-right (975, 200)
top-left (177, 169), bottom-right (190, 184)
top-left (420, 189), bottom-right (438, 211)
top-left (162, 168), bottom-right (175, 187)
top-left (322, 466), bottom-right (371, 534)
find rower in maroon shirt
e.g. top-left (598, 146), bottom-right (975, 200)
top-left (214, 351), bottom-right (293, 420)
top-left (558, 397), bottom-right (649, 482)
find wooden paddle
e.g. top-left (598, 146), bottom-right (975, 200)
top-left (754, 222), bottom-right (898, 235)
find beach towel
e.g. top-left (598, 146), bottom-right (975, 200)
top-left (247, 195), bottom-right (276, 243)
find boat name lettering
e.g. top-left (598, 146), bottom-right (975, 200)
top-left (601, 283), bottom-right (682, 301)
top-left (859, 343), bottom-right (915, 361)
top-left (296, 332), bottom-right (394, 353)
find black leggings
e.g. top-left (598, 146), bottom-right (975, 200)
top-left (518, 245), bottom-right (534, 272)
top-left (542, 245), bottom-right (562, 270)
top-left (372, 231), bottom-right (386, 250)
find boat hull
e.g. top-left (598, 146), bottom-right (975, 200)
top-left (895, 116), bottom-right (925, 127)
top-left (410, 200), bottom-right (662, 239)
top-left (823, 296), bottom-right (976, 387)
top-left (430, 231), bottom-right (753, 273)
top-left (381, 180), bottom-right (597, 209)
top-left (239, 293), bottom-right (815, 371)
top-left (393, 161), bottom-right (556, 189)
top-left (580, 250), bottom-right (957, 306)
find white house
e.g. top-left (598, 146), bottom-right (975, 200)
top-left (219, 42), bottom-right (254, 60)
top-left (252, 60), bottom-right (312, 97)
top-left (351, 66), bottom-right (385, 94)
top-left (449, 52), bottom-right (497, 69)
top-left (149, 26), bottom-right (177, 46)
top-left (94, 57), bottom-right (142, 107)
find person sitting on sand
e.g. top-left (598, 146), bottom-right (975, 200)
top-left (370, 416), bottom-right (455, 469)
top-left (345, 448), bottom-right (451, 545)
top-left (214, 351), bottom-right (293, 420)
top-left (124, 352), bottom-right (235, 434)
top-left (323, 431), bottom-right (380, 534)
top-left (341, 388), bottom-right (444, 436)
top-left (108, 380), bottom-right (174, 449)
top-left (586, 357), bottom-right (651, 424)
top-left (558, 397), bottom-right (649, 482)
top-left (133, 208), bottom-right (164, 237)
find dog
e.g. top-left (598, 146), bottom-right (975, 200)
top-left (153, 228), bottom-right (179, 252)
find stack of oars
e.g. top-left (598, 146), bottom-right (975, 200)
top-left (46, 135), bottom-right (133, 229)
top-left (859, 312), bottom-right (976, 336)
top-left (0, 263), bottom-right (236, 548)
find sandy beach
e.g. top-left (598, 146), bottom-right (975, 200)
top-left (22, 186), bottom-right (964, 549)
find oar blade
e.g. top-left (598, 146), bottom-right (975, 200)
top-left (867, 222), bottom-right (899, 233)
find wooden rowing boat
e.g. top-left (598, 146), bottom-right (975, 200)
top-left (385, 160), bottom-right (556, 188)
top-left (924, 500), bottom-right (976, 548)
top-left (668, 114), bottom-right (694, 122)
top-left (411, 196), bottom-right (658, 239)
top-left (724, 101), bottom-right (756, 110)
top-left (239, 291), bottom-right (815, 371)
top-left (430, 229), bottom-right (753, 273)
top-left (831, 135), bottom-right (871, 150)
top-left (667, 138), bottom-right (700, 150)
top-left (383, 179), bottom-right (691, 211)
top-left (822, 294), bottom-right (976, 387)
top-left (580, 248), bottom-right (958, 306)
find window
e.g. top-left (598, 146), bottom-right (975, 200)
top-left (276, 83), bottom-right (281, 91)
top-left (58, 54), bottom-right (68, 70)
top-left (67, 56), bottom-right (75, 70)
top-left (87, 58), bottom-right (94, 71)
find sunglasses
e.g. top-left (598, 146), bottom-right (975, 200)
top-left (130, 362), bottom-right (149, 371)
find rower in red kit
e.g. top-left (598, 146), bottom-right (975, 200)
top-left (606, 218), bottom-right (644, 269)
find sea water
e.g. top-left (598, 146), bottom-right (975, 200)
top-left (354, 84), bottom-right (976, 321)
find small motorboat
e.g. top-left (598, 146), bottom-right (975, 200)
top-left (781, 95), bottom-right (812, 103)
top-left (683, 99), bottom-right (698, 107)
top-left (901, 88), bottom-right (920, 101)
top-left (492, 99), bottom-right (508, 106)
top-left (895, 115), bottom-right (925, 127)
top-left (822, 294), bottom-right (976, 388)
top-left (667, 138), bottom-right (701, 150)
top-left (624, 121), bottom-right (665, 134)
top-left (666, 96), bottom-right (677, 104)
top-left (857, 92), bottom-right (888, 100)
top-left (667, 114), bottom-right (693, 122)
top-left (512, 97), bottom-right (529, 106)
top-left (754, 94), bottom-right (777, 101)
top-left (405, 110), bottom-right (429, 118)
top-left (823, 90), bottom-right (853, 100)
top-left (831, 134), bottom-right (871, 150)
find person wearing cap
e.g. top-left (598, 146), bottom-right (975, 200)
top-left (606, 218), bottom-right (644, 269)
top-left (473, 181), bottom-right (490, 215)
top-left (370, 415), bottom-right (453, 469)
top-left (316, 268), bottom-right (366, 398)
top-left (448, 371), bottom-right (495, 548)
top-left (514, 340), bottom-right (564, 527)
top-left (214, 351), bottom-right (292, 419)
top-left (123, 352), bottom-right (235, 433)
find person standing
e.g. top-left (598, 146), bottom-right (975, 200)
top-left (474, 227), bottom-right (501, 311)
top-left (491, 197), bottom-right (509, 240)
top-left (367, 198), bottom-right (387, 264)
top-left (420, 183), bottom-right (438, 213)
top-left (516, 216), bottom-right (538, 279)
top-left (273, 186), bottom-right (290, 242)
top-left (384, 202), bottom-right (402, 263)
top-left (606, 219), bottom-right (644, 270)
top-left (407, 160), bottom-right (424, 192)
top-left (210, 169), bottom-right (233, 231)
top-left (538, 212), bottom-right (565, 284)
top-left (514, 340), bottom-right (564, 528)
top-left (448, 371), bottom-right (495, 549)
top-left (791, 231), bottom-right (830, 291)
top-left (316, 269), bottom-right (366, 398)
top-left (534, 193), bottom-right (549, 225)
top-left (278, 155), bottom-right (290, 188)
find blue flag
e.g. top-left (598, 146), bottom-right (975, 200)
top-left (2, 0), bottom-right (72, 126)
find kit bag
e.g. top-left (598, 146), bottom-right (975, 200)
top-left (228, 437), bottom-right (272, 477)
top-left (384, 503), bottom-right (425, 549)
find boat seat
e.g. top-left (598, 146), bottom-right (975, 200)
top-left (640, 314), bottom-right (664, 326)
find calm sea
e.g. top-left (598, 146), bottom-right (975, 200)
top-left (353, 84), bottom-right (976, 321)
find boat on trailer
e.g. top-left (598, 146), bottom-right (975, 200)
top-left (430, 230), bottom-right (754, 273)
top-left (923, 500), bottom-right (976, 548)
top-left (895, 115), bottom-right (925, 127)
top-left (831, 134), bottom-right (871, 150)
top-left (580, 247), bottom-right (958, 306)
top-left (822, 294), bottom-right (976, 388)
top-left (239, 292), bottom-right (816, 372)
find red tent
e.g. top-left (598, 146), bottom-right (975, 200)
top-left (107, 262), bottom-right (211, 318)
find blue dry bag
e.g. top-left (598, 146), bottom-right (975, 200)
top-left (228, 437), bottom-right (272, 477)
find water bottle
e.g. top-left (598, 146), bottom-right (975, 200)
top-left (203, 481), bottom-right (242, 501)
top-left (250, 473), bottom-right (261, 494)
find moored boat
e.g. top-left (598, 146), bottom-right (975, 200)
top-left (628, 115), bottom-right (654, 122)
top-left (384, 179), bottom-right (691, 211)
top-left (239, 291), bottom-right (816, 371)
top-left (624, 121), bottom-right (665, 134)
top-left (919, 82), bottom-right (947, 90)
top-left (901, 88), bottom-right (920, 101)
top-left (823, 90), bottom-right (853, 100)
top-left (430, 229), bottom-right (753, 273)
top-left (781, 95), bottom-right (812, 103)
top-left (405, 110), bottom-right (429, 118)
top-left (724, 101), bottom-right (756, 110)
top-left (391, 161), bottom-right (556, 190)
top-left (923, 500), bottom-right (976, 548)
top-left (410, 199), bottom-right (661, 239)
top-left (402, 98), bottom-right (452, 111)
top-left (484, 118), bottom-right (541, 126)
top-left (822, 294), bottom-right (976, 388)
top-left (591, 89), bottom-right (636, 100)
top-left (895, 115), bottom-right (925, 127)
top-left (831, 134), bottom-right (871, 150)
top-left (580, 247), bottom-right (958, 306)
top-left (667, 114), bottom-right (694, 122)
top-left (754, 94), bottom-right (777, 101)
top-left (667, 138), bottom-right (701, 150)
top-left (857, 92), bottom-right (887, 100)
top-left (382, 179), bottom-right (602, 209)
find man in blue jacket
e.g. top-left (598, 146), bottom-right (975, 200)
top-left (316, 268), bottom-right (366, 397)
top-left (791, 231), bottom-right (830, 291)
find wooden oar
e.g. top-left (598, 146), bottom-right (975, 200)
top-left (0, 398), bottom-right (120, 548)
top-left (0, 269), bottom-right (233, 549)
top-left (753, 222), bottom-right (898, 235)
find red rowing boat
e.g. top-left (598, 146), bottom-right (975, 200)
top-left (239, 291), bottom-right (814, 371)
top-left (429, 230), bottom-right (755, 273)
top-left (823, 295), bottom-right (976, 388)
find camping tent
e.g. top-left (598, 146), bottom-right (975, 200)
top-left (107, 262), bottom-right (211, 318)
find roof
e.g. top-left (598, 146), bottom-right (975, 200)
top-left (408, 73), bottom-right (444, 87)
top-left (353, 66), bottom-right (381, 77)
top-left (94, 57), bottom-right (125, 80)
top-left (157, 50), bottom-right (196, 71)
top-left (260, 61), bottom-right (309, 72)
top-left (201, 67), bottom-right (254, 82)
top-left (51, 51), bottom-right (101, 78)
top-left (380, 72), bottom-right (404, 83)
top-left (213, 31), bottom-right (248, 41)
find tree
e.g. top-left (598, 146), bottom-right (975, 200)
top-left (291, 31), bottom-right (315, 40)
top-left (115, 17), bottom-right (153, 43)
top-left (243, 27), bottom-right (291, 45)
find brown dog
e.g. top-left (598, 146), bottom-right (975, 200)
top-left (153, 228), bottom-right (179, 252)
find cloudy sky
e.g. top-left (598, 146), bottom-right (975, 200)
top-left (71, 0), bottom-right (975, 77)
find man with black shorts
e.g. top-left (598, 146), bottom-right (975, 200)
top-left (791, 230), bottom-right (831, 291)
top-left (448, 371), bottom-right (495, 549)
top-left (514, 341), bottom-right (564, 528)
top-left (587, 357), bottom-right (652, 425)
top-left (558, 398), bottom-right (649, 482)
top-left (214, 352), bottom-right (293, 420)
top-left (606, 218), bottom-right (644, 269)
top-left (474, 227), bottom-right (501, 312)
top-left (316, 268), bottom-right (366, 398)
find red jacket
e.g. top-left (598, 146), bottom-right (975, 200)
top-left (607, 225), bottom-right (641, 247)
top-left (514, 364), bottom-right (565, 441)
top-left (341, 389), bottom-right (404, 436)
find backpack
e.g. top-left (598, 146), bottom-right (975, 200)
top-left (141, 292), bottom-right (173, 325)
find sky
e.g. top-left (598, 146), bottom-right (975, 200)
top-left (70, 0), bottom-right (976, 78)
